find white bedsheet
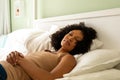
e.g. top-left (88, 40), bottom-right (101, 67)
top-left (56, 69), bottom-right (120, 80)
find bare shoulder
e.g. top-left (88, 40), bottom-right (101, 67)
top-left (50, 54), bottom-right (76, 79)
top-left (62, 54), bottom-right (76, 66)
top-left (63, 54), bottom-right (76, 61)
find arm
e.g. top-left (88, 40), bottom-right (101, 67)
top-left (6, 51), bottom-right (53, 79)
top-left (17, 57), bottom-right (53, 80)
top-left (50, 54), bottom-right (76, 78)
top-left (17, 54), bottom-right (76, 80)
top-left (7, 51), bottom-right (76, 80)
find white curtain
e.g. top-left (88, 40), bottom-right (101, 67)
top-left (0, 0), bottom-right (11, 35)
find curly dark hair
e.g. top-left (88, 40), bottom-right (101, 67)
top-left (50, 22), bottom-right (97, 55)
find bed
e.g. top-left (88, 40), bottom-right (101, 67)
top-left (0, 8), bottom-right (120, 80)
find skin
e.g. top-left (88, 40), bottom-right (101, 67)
top-left (6, 30), bottom-right (84, 80)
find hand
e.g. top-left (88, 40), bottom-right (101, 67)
top-left (6, 51), bottom-right (24, 66)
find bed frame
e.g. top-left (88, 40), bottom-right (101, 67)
top-left (33, 8), bottom-right (120, 51)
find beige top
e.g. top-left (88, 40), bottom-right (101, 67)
top-left (0, 51), bottom-right (60, 80)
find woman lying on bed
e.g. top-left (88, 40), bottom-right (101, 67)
top-left (0, 22), bottom-right (97, 80)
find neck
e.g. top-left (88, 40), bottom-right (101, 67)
top-left (57, 48), bottom-right (69, 53)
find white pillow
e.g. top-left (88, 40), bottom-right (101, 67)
top-left (25, 25), bottom-right (59, 53)
top-left (25, 25), bottom-right (103, 53)
top-left (90, 39), bottom-right (103, 50)
top-left (25, 31), bottom-right (53, 53)
top-left (64, 49), bottom-right (120, 77)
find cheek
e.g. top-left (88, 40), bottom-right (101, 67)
top-left (61, 40), bottom-right (64, 46)
top-left (72, 43), bottom-right (76, 49)
top-left (69, 42), bottom-right (77, 50)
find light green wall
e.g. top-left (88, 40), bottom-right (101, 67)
top-left (11, 0), bottom-right (34, 31)
top-left (11, 0), bottom-right (120, 31)
top-left (37, 0), bottom-right (120, 18)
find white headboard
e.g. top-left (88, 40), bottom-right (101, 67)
top-left (33, 8), bottom-right (120, 51)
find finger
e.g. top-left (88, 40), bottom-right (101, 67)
top-left (6, 55), bottom-right (11, 63)
top-left (11, 52), bottom-right (16, 63)
top-left (7, 51), bottom-right (19, 66)
top-left (19, 53), bottom-right (24, 58)
top-left (6, 55), bottom-right (14, 65)
top-left (15, 51), bottom-right (24, 58)
top-left (15, 51), bottom-right (23, 64)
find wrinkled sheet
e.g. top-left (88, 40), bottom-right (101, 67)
top-left (56, 69), bottom-right (120, 80)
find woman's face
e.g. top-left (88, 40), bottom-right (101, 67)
top-left (61, 30), bottom-right (84, 52)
